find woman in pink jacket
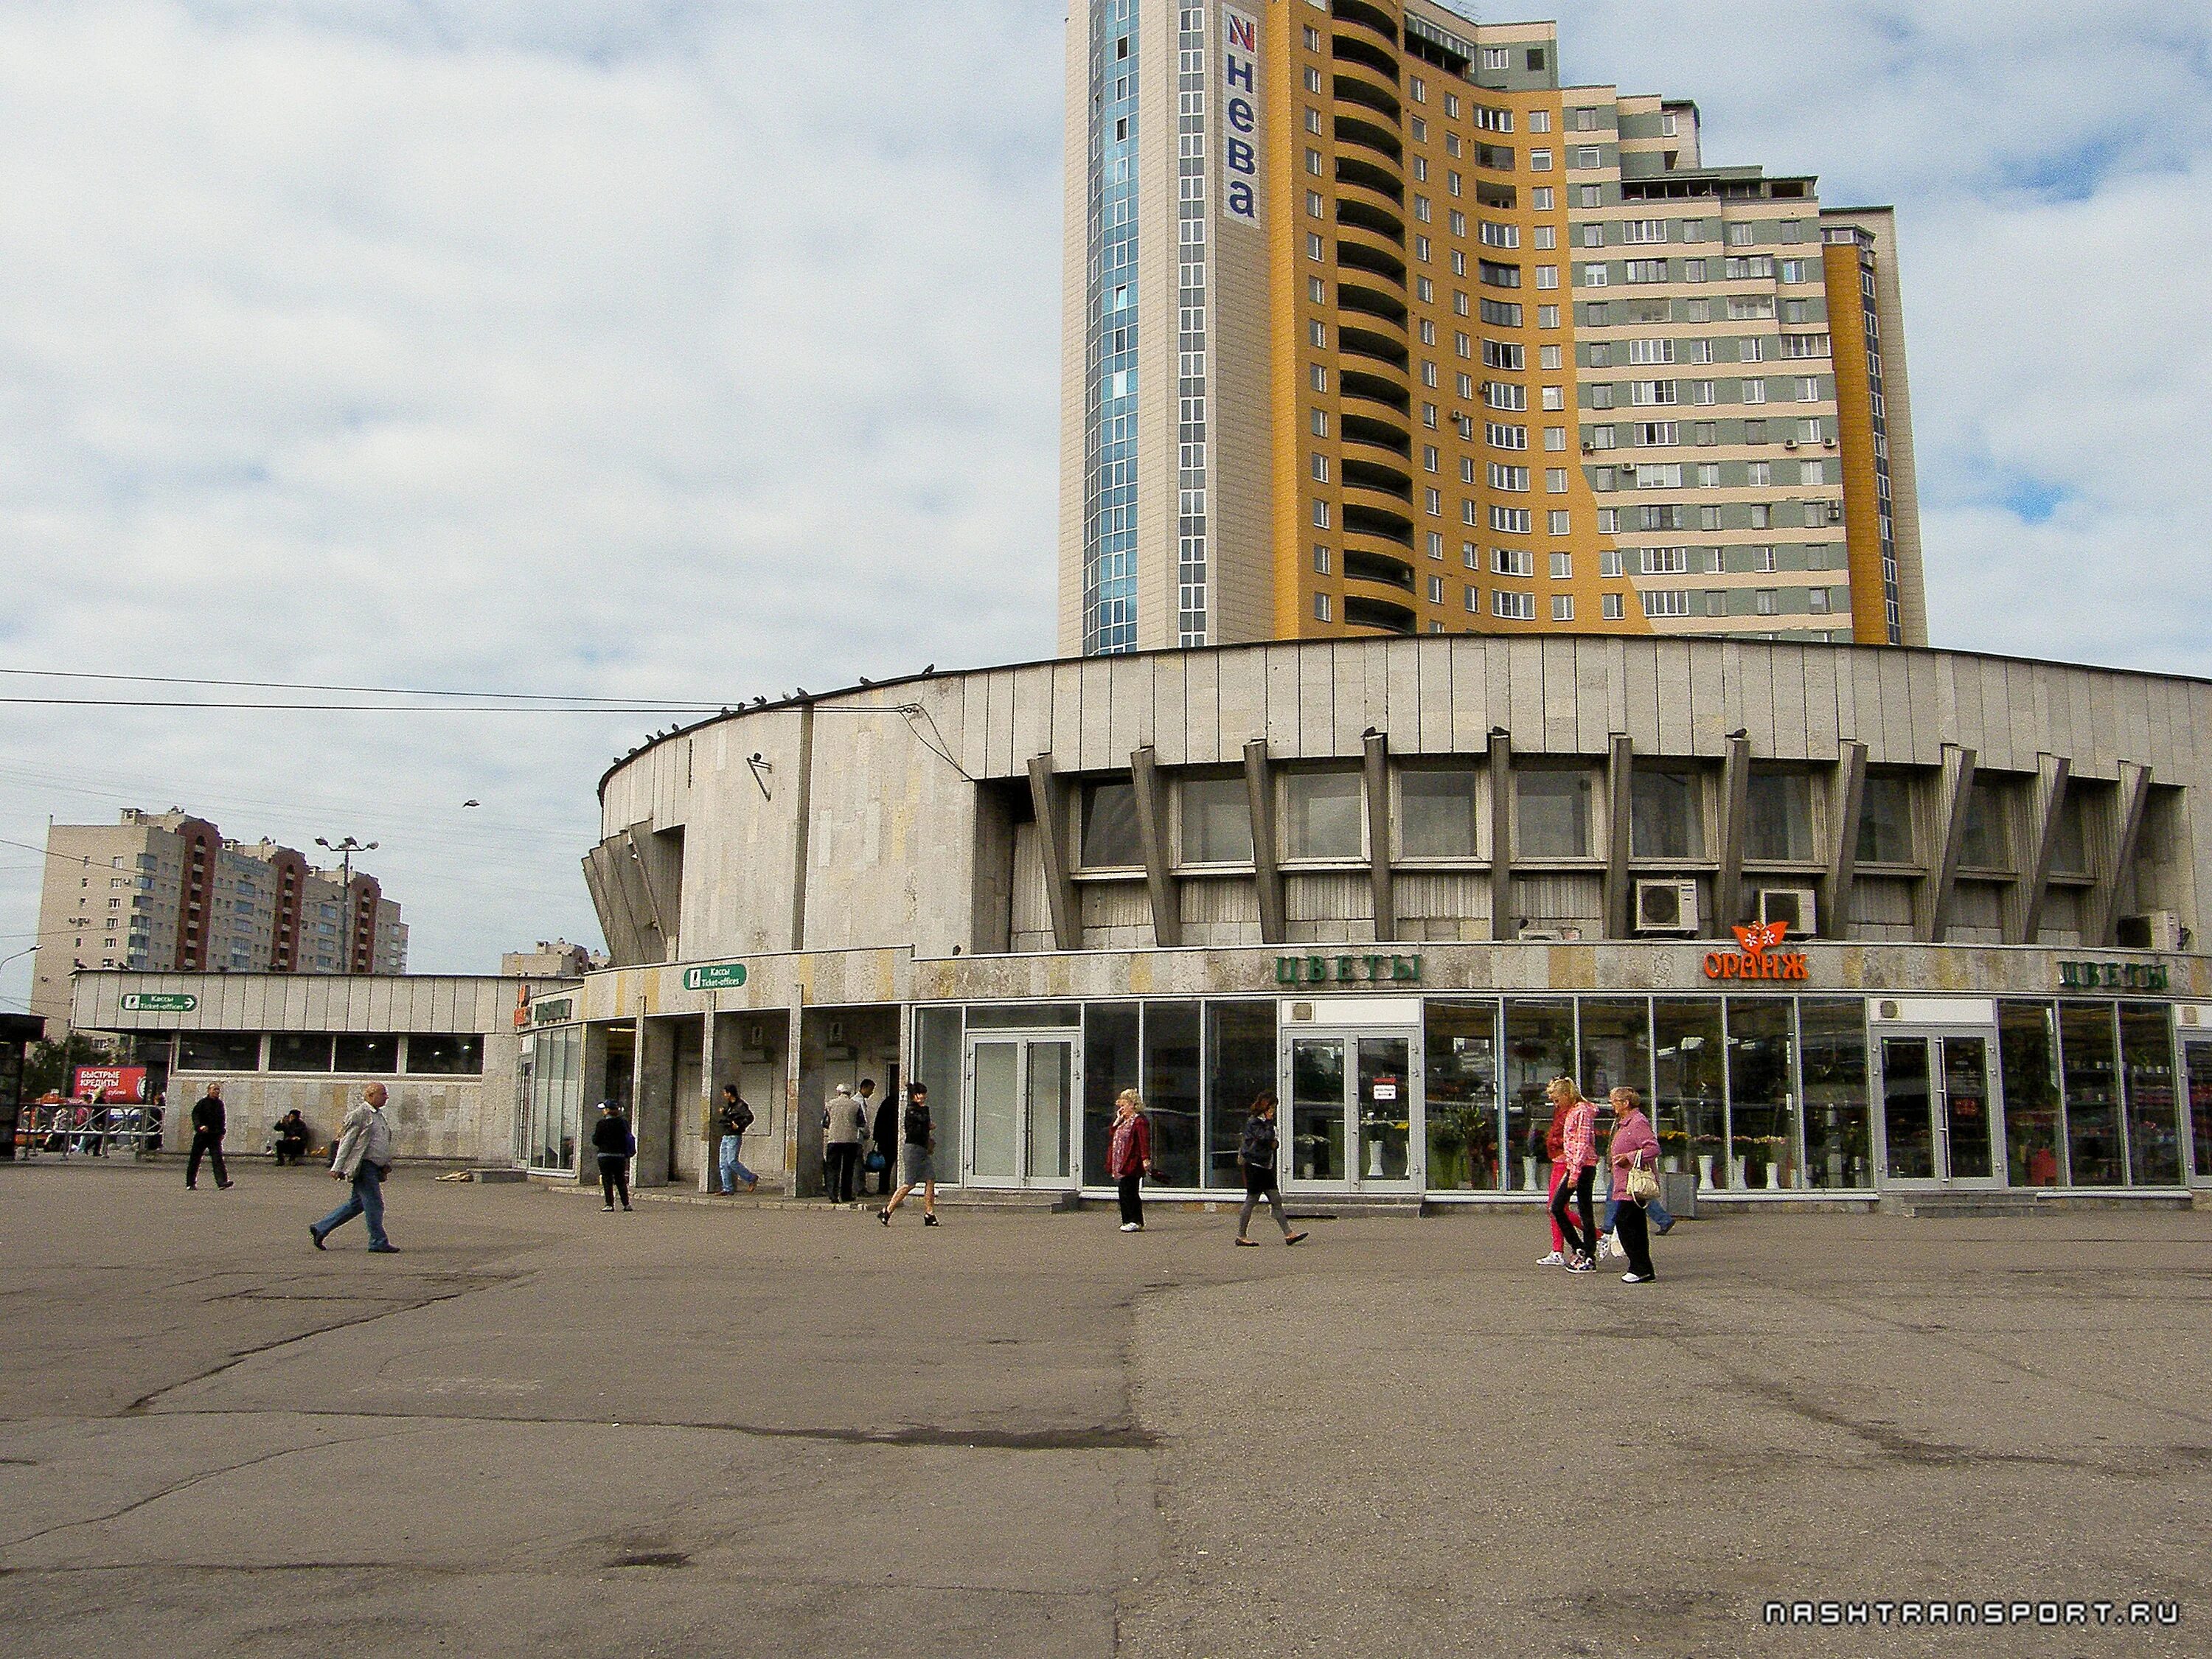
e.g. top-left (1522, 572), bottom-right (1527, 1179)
top-left (1606, 1086), bottom-right (1661, 1284)
top-left (1107, 1089), bottom-right (1153, 1233)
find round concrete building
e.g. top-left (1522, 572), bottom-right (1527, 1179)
top-left (534, 635), bottom-right (2212, 1212)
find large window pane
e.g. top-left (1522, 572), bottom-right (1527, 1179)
top-left (1425, 1000), bottom-right (1500, 1192)
top-left (1745, 769), bottom-right (1815, 863)
top-left (1502, 998), bottom-right (1576, 1192)
top-left (1401, 769), bottom-right (1481, 860)
top-left (1578, 998), bottom-right (1652, 1103)
top-left (1727, 998), bottom-right (1799, 1189)
top-left (2047, 791), bottom-right (2089, 877)
top-left (1653, 1000), bottom-right (1725, 1186)
top-left (1799, 999), bottom-right (1871, 1189)
top-left (913, 1006), bottom-right (964, 1180)
top-left (334, 1034), bottom-right (399, 1074)
top-left (1180, 777), bottom-right (1253, 864)
top-left (268, 1033), bottom-right (334, 1073)
top-left (1998, 1001), bottom-right (2063, 1186)
top-left (1284, 771), bottom-right (1365, 860)
top-left (1631, 769), bottom-right (1705, 859)
top-left (1856, 773), bottom-right (1914, 864)
top-left (529, 1026), bottom-right (581, 1173)
top-left (2189, 1041), bottom-right (2212, 1188)
top-left (406, 1034), bottom-right (482, 1076)
top-left (2059, 1002), bottom-right (2122, 1186)
top-left (1204, 1001), bottom-right (1277, 1189)
top-left (2121, 1004), bottom-right (2182, 1186)
top-left (1958, 779), bottom-right (2011, 871)
top-left (1142, 1001), bottom-right (1203, 1187)
top-left (967, 1004), bottom-right (1082, 1029)
top-left (1515, 770), bottom-right (1594, 859)
top-left (1082, 1003), bottom-right (1141, 1186)
top-left (1082, 781), bottom-right (1143, 869)
top-left (178, 1032), bottom-right (262, 1073)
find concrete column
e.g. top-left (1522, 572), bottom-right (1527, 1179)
top-left (1823, 740), bottom-right (1868, 941)
top-left (1924, 744), bottom-right (1978, 943)
top-left (1027, 755), bottom-right (1081, 952)
top-left (2015, 754), bottom-right (2072, 946)
top-left (1364, 731), bottom-right (1396, 942)
top-left (2087, 762), bottom-right (2153, 947)
top-left (1604, 734), bottom-right (1635, 940)
top-left (1488, 731), bottom-right (1514, 942)
top-left (1244, 738), bottom-right (1285, 945)
top-left (1130, 747), bottom-right (1182, 947)
top-left (1713, 734), bottom-right (1753, 936)
top-left (696, 1005), bottom-right (720, 1192)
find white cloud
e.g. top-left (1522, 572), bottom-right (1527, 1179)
top-left (3, 2), bottom-right (2208, 1012)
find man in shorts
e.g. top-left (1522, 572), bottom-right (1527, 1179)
top-left (876, 1082), bottom-right (940, 1227)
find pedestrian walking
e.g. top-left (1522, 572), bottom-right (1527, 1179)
top-left (1107, 1088), bottom-right (1152, 1233)
top-left (877, 1082), bottom-right (940, 1226)
top-left (310, 1083), bottom-right (398, 1253)
top-left (1537, 1082), bottom-right (1576, 1265)
top-left (1233, 1091), bottom-right (1307, 1248)
top-left (1547, 1076), bottom-right (1599, 1273)
top-left (1606, 1087), bottom-right (1662, 1284)
top-left (185, 1081), bottom-right (234, 1190)
top-left (591, 1101), bottom-right (636, 1211)
top-left (865, 1079), bottom-right (898, 1198)
top-left (823, 1082), bottom-right (867, 1205)
top-left (716, 1084), bottom-right (759, 1194)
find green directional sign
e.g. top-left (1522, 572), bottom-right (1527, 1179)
top-left (682, 962), bottom-right (748, 992)
top-left (121, 992), bottom-right (198, 1013)
top-left (531, 997), bottom-right (576, 1026)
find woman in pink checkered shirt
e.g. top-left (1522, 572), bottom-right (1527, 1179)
top-left (1546, 1077), bottom-right (1600, 1272)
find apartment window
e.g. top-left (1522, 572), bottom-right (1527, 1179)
top-left (1728, 223), bottom-right (1756, 247)
top-left (1745, 768), bottom-right (1815, 863)
top-left (1529, 150), bottom-right (1553, 172)
top-left (1307, 147), bottom-right (1324, 175)
top-left (1538, 305), bottom-right (1560, 327)
top-left (1313, 498), bottom-right (1332, 527)
top-left (1081, 781), bottom-right (1144, 869)
top-left (1399, 770), bottom-right (1481, 860)
top-left (1183, 776), bottom-right (1256, 864)
top-left (1492, 547), bottom-right (1534, 577)
top-left (1756, 589), bottom-right (1779, 616)
top-left (1464, 583), bottom-right (1481, 611)
top-left (1284, 771), bottom-right (1366, 862)
top-left (1549, 552), bottom-right (1572, 579)
top-left (1744, 380), bottom-right (1768, 404)
top-left (1426, 531), bottom-right (1444, 560)
top-left (1307, 189), bottom-right (1324, 218)
top-left (1493, 590), bottom-right (1536, 621)
top-left (1427, 487), bottom-right (1444, 515)
top-left (1427, 574), bottom-right (1447, 605)
top-left (1601, 593), bottom-right (1624, 621)
top-left (1542, 386), bottom-right (1565, 411)
top-left (1314, 592), bottom-right (1332, 622)
top-left (1641, 590), bottom-right (1692, 618)
top-left (1517, 769), bottom-right (1594, 858)
top-left (1808, 588), bottom-right (1832, 616)
top-left (1306, 107), bottom-right (1323, 134)
top-left (1632, 768), bottom-right (1705, 859)
top-left (1481, 47), bottom-right (1509, 70)
top-left (1489, 464), bottom-right (1531, 492)
top-left (1596, 508), bottom-right (1619, 535)
top-left (1856, 774), bottom-right (1915, 864)
top-left (1549, 509), bottom-right (1572, 535)
top-left (1551, 595), bottom-right (1574, 622)
top-left (1313, 545), bottom-right (1332, 574)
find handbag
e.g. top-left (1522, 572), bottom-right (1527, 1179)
top-left (863, 1147), bottom-right (886, 1172)
top-left (1626, 1155), bottom-right (1660, 1203)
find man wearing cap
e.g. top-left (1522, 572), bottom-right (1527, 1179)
top-left (591, 1100), bottom-right (636, 1212)
top-left (823, 1082), bottom-right (868, 1205)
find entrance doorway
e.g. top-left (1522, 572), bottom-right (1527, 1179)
top-left (964, 1032), bottom-right (1079, 1190)
top-left (1283, 1029), bottom-right (1422, 1195)
top-left (1877, 1028), bottom-right (2005, 1189)
top-left (2185, 1037), bottom-right (2212, 1189)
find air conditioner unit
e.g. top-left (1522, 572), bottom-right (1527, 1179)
top-left (1782, 438), bottom-right (1799, 450)
top-left (1518, 925), bottom-right (1584, 943)
top-left (1757, 886), bottom-right (1818, 936)
top-left (2115, 910), bottom-right (2185, 953)
top-left (1634, 879), bottom-right (1700, 934)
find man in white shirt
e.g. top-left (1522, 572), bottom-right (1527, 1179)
top-left (310, 1082), bottom-right (400, 1253)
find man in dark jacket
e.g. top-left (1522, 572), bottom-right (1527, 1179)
top-left (863, 1079), bottom-right (897, 1197)
top-left (716, 1084), bottom-right (758, 1194)
top-left (591, 1101), bottom-right (636, 1211)
top-left (186, 1082), bottom-right (234, 1190)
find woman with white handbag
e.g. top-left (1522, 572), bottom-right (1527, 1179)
top-left (1605, 1086), bottom-right (1663, 1284)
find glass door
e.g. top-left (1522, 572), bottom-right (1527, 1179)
top-left (1877, 1029), bottom-right (2005, 1189)
top-left (964, 1034), bottom-right (1079, 1190)
top-left (2185, 1040), bottom-right (2212, 1189)
top-left (1284, 1030), bottom-right (1422, 1194)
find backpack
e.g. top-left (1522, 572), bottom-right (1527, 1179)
top-left (902, 1100), bottom-right (931, 1144)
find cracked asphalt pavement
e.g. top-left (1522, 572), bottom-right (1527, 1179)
top-left (1, 1164), bottom-right (2206, 1656)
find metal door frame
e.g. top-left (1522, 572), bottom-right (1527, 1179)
top-left (2182, 1036), bottom-right (2212, 1189)
top-left (1873, 1025), bottom-right (2008, 1192)
top-left (1279, 1026), bottom-right (1425, 1195)
top-left (961, 1031), bottom-right (1081, 1191)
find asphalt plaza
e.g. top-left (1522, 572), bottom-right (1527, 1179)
top-left (0, 1164), bottom-right (2205, 1657)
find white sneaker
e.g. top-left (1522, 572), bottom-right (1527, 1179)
top-left (1119, 1222), bottom-right (1143, 1233)
top-left (1537, 1251), bottom-right (1565, 1266)
top-left (1599, 1234), bottom-right (1620, 1259)
top-left (1622, 1272), bottom-right (1654, 1284)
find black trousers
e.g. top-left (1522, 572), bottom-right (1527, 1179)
top-left (186, 1131), bottom-right (228, 1188)
top-left (1615, 1196), bottom-right (1655, 1279)
top-left (1550, 1166), bottom-right (1596, 1261)
top-left (597, 1155), bottom-right (630, 1208)
top-left (827, 1144), bottom-right (860, 1205)
top-left (1116, 1174), bottom-right (1144, 1226)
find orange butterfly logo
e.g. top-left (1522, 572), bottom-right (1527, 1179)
top-left (1733, 920), bottom-right (1790, 957)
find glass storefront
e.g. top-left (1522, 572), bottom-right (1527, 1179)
top-left (526, 1026), bottom-right (582, 1174)
top-left (915, 993), bottom-right (2202, 1197)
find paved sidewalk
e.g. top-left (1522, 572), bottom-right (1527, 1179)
top-left (0, 1163), bottom-right (2205, 1657)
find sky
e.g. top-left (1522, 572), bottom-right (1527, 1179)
top-left (2, 1), bottom-right (2208, 1013)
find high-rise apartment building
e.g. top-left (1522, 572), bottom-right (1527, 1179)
top-left (27, 809), bottom-right (406, 1035)
top-left (1059, 1), bottom-right (1926, 655)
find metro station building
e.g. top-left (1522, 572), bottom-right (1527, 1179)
top-left (535, 635), bottom-right (2212, 1211)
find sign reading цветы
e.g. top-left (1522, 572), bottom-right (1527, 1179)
top-left (119, 992), bottom-right (198, 1013)
top-left (682, 962), bottom-right (748, 992)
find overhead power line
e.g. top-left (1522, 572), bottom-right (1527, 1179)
top-left (0, 666), bottom-right (724, 709)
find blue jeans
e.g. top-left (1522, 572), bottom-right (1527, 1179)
top-left (718, 1135), bottom-right (757, 1192)
top-left (314, 1164), bottom-right (391, 1249)
top-left (1602, 1192), bottom-right (1673, 1232)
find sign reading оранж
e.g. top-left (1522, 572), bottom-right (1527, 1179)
top-left (1704, 922), bottom-right (1809, 982)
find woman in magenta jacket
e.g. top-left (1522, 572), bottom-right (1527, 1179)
top-left (1606, 1086), bottom-right (1662, 1284)
top-left (1107, 1088), bottom-right (1153, 1233)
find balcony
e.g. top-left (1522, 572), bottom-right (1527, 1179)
top-left (1345, 595), bottom-right (1419, 635)
top-left (1337, 321), bottom-right (1410, 373)
top-left (1340, 410), bottom-right (1411, 459)
top-left (1334, 112), bottom-right (1403, 167)
top-left (1331, 0), bottom-right (1400, 49)
top-left (1344, 549), bottom-right (1416, 591)
top-left (1332, 63), bottom-right (1402, 125)
top-left (1339, 366), bottom-right (1411, 414)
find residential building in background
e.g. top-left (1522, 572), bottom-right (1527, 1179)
top-left (1060, 0), bottom-right (1926, 655)
top-left (27, 809), bottom-right (406, 1036)
top-left (501, 940), bottom-right (600, 978)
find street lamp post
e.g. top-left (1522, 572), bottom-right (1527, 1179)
top-left (314, 836), bottom-right (379, 975)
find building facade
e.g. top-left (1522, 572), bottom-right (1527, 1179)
top-left (1060, 1), bottom-right (1925, 655)
top-left (28, 810), bottom-right (407, 1036)
top-left (70, 973), bottom-right (561, 1167)
top-left (563, 638), bottom-right (2210, 1210)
